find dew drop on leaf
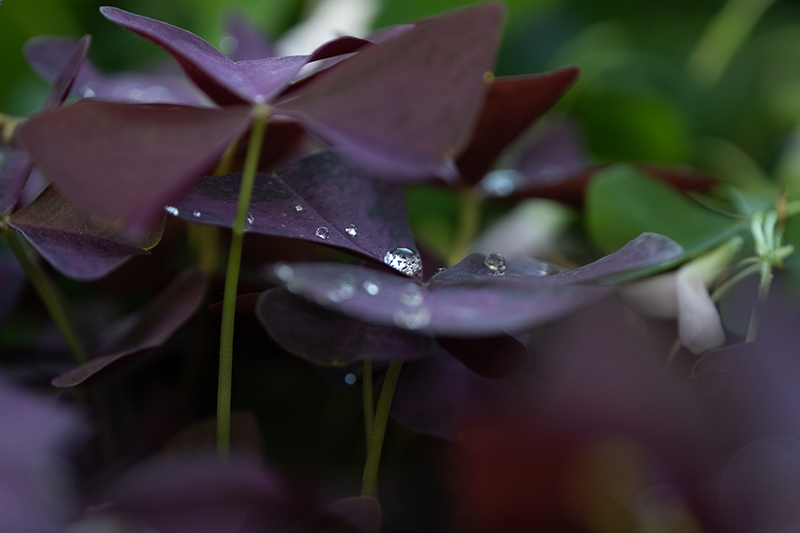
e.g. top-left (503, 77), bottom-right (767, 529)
top-left (246, 212), bottom-right (255, 224)
top-left (165, 206), bottom-right (179, 216)
top-left (345, 224), bottom-right (358, 237)
top-left (383, 247), bottom-right (423, 278)
top-left (484, 252), bottom-right (506, 275)
top-left (295, 205), bottom-right (304, 212)
top-left (363, 280), bottom-right (381, 296)
top-left (315, 226), bottom-right (330, 240)
top-left (192, 210), bottom-right (201, 218)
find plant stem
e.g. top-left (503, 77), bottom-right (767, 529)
top-left (2, 226), bottom-right (87, 364)
top-left (448, 188), bottom-right (481, 266)
top-left (363, 359), bottom-right (374, 450)
top-left (746, 261), bottom-right (773, 342)
top-left (361, 361), bottom-right (403, 499)
top-left (217, 106), bottom-right (269, 460)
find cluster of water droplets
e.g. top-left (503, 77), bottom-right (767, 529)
top-left (392, 282), bottom-right (431, 330)
top-left (383, 247), bottom-right (423, 278)
top-left (484, 252), bottom-right (506, 276)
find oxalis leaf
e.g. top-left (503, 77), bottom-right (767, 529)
top-left (171, 149), bottom-right (418, 267)
top-left (9, 186), bottom-right (164, 280)
top-left (51, 267), bottom-right (207, 387)
top-left (264, 233), bottom-right (682, 336)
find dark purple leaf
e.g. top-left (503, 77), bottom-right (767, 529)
top-left (44, 35), bottom-right (90, 108)
top-left (173, 149), bottom-right (418, 265)
top-left (0, 143), bottom-right (32, 215)
top-left (457, 67), bottom-right (580, 185)
top-left (257, 288), bottom-right (435, 366)
top-left (283, 496), bottom-right (381, 533)
top-left (101, 7), bottom-right (368, 106)
top-left (513, 119), bottom-right (588, 186)
top-left (437, 333), bottom-right (531, 379)
top-left (162, 412), bottom-right (262, 455)
top-left (273, 3), bottom-right (506, 179)
top-left (25, 35), bottom-right (208, 105)
top-left (9, 186), bottom-right (164, 280)
top-left (0, 252), bottom-right (25, 324)
top-left (97, 452), bottom-right (297, 533)
top-left (225, 12), bottom-right (276, 61)
top-left (15, 99), bottom-right (253, 234)
top-left (0, 376), bottom-right (87, 533)
top-left (51, 267), bottom-right (207, 387)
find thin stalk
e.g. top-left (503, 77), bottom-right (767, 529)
top-left (746, 261), bottom-right (773, 342)
top-left (447, 188), bottom-right (482, 266)
top-left (361, 361), bottom-right (403, 498)
top-left (217, 106), bottom-right (269, 460)
top-left (363, 359), bottom-right (374, 450)
top-left (710, 262), bottom-right (762, 303)
top-left (3, 226), bottom-right (87, 364)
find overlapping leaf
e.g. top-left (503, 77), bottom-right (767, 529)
top-left (172, 149), bottom-right (417, 264)
top-left (52, 267), bottom-right (207, 387)
top-left (15, 100), bottom-right (253, 234)
top-left (264, 233), bottom-right (682, 336)
top-left (9, 186), bottom-right (164, 280)
top-left (272, 3), bottom-right (506, 179)
top-left (224, 12), bottom-right (275, 62)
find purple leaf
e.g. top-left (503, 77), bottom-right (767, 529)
top-left (0, 143), bottom-right (32, 215)
top-left (225, 12), bottom-right (276, 61)
top-left (51, 267), bottom-right (207, 387)
top-left (44, 35), bottom-right (90, 108)
top-left (9, 186), bottom-right (164, 280)
top-left (513, 119), bottom-right (588, 187)
top-left (15, 99), bottom-right (253, 234)
top-left (100, 7), bottom-right (368, 106)
top-left (272, 3), bottom-right (506, 179)
top-left (437, 333), bottom-right (531, 379)
top-left (283, 496), bottom-right (381, 533)
top-left (257, 288), bottom-right (435, 366)
top-left (457, 67), bottom-right (580, 185)
top-left (96, 452), bottom-right (297, 533)
top-left (0, 252), bottom-right (25, 324)
top-left (173, 149), bottom-right (417, 265)
top-left (25, 35), bottom-right (208, 106)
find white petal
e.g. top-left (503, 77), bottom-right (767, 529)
top-left (677, 273), bottom-right (725, 354)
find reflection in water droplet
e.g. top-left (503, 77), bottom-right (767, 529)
top-left (383, 247), bottom-right (423, 278)
top-left (393, 307), bottom-right (431, 330)
top-left (274, 263), bottom-right (295, 282)
top-left (477, 169), bottom-right (524, 197)
top-left (295, 205), bottom-right (304, 212)
top-left (246, 212), bottom-right (255, 224)
top-left (315, 226), bottom-right (330, 240)
top-left (345, 224), bottom-right (358, 237)
top-left (345, 373), bottom-right (357, 385)
top-left (484, 252), bottom-right (506, 276)
top-left (165, 206), bottom-right (179, 216)
top-left (400, 283), bottom-right (424, 307)
top-left (192, 211), bottom-right (201, 218)
top-left (363, 280), bottom-right (381, 296)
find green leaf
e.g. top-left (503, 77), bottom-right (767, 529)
top-left (586, 165), bottom-right (744, 260)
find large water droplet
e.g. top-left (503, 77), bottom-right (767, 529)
top-left (165, 206), bottom-right (179, 216)
top-left (477, 169), bottom-right (524, 197)
top-left (315, 226), bottom-right (330, 240)
top-left (400, 283), bottom-right (424, 307)
top-left (484, 252), bottom-right (506, 276)
top-left (345, 224), bottom-right (358, 237)
top-left (295, 205), bottom-right (304, 212)
top-left (383, 247), bottom-right (423, 278)
top-left (363, 280), bottom-right (381, 296)
top-left (192, 210), bottom-right (201, 218)
top-left (393, 307), bottom-right (431, 330)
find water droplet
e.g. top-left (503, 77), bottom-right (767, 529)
top-left (484, 252), bottom-right (506, 276)
top-left (383, 247), bottom-right (423, 278)
top-left (393, 307), bottom-right (431, 330)
top-left (363, 280), bottom-right (381, 296)
top-left (165, 206), bottom-right (179, 216)
top-left (400, 283), bottom-right (424, 307)
top-left (192, 210), bottom-right (201, 218)
top-left (274, 263), bottom-right (295, 282)
top-left (315, 226), bottom-right (330, 240)
top-left (436, 267), bottom-right (447, 273)
top-left (294, 205), bottom-right (304, 212)
top-left (80, 84), bottom-right (96, 98)
top-left (345, 224), bottom-right (358, 237)
top-left (325, 279), bottom-right (355, 303)
top-left (345, 373), bottom-right (357, 385)
top-left (246, 212), bottom-right (255, 225)
top-left (477, 169), bottom-right (524, 197)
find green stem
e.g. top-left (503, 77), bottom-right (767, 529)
top-left (746, 261), bottom-right (773, 342)
top-left (363, 359), bottom-right (374, 450)
top-left (447, 188), bottom-right (482, 267)
top-left (217, 106), bottom-right (269, 460)
top-left (361, 361), bottom-right (403, 498)
top-left (2, 226), bottom-right (87, 364)
top-left (710, 262), bottom-right (762, 302)
top-left (688, 0), bottom-right (777, 86)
